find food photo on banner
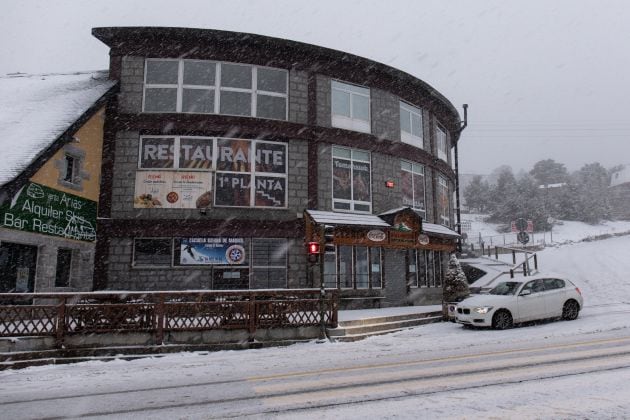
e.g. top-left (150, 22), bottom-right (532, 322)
top-left (179, 237), bottom-right (247, 265)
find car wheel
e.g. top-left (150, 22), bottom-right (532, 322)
top-left (562, 300), bottom-right (580, 320)
top-left (492, 310), bottom-right (513, 330)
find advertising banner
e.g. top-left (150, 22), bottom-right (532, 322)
top-left (180, 237), bottom-right (247, 265)
top-left (0, 182), bottom-right (97, 241)
top-left (134, 171), bottom-right (212, 209)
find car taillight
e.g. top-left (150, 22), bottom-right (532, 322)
top-left (576, 287), bottom-right (582, 296)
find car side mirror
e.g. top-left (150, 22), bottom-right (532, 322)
top-left (520, 289), bottom-right (532, 296)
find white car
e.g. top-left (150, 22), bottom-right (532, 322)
top-left (455, 276), bottom-right (583, 329)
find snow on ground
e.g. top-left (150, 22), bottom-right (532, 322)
top-left (2, 222), bottom-right (630, 418)
top-left (462, 213), bottom-right (630, 247)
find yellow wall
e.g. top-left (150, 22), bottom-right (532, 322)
top-left (30, 107), bottom-right (105, 201)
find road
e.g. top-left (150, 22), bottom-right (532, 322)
top-left (1, 321), bottom-right (630, 419)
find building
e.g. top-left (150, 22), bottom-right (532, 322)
top-left (92, 27), bottom-right (464, 308)
top-left (0, 71), bottom-right (116, 293)
top-left (610, 165), bottom-right (630, 220)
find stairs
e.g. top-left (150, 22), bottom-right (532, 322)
top-left (327, 310), bottom-right (443, 342)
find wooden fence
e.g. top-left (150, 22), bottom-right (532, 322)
top-left (0, 289), bottom-right (338, 348)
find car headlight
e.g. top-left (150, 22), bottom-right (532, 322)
top-left (473, 306), bottom-right (493, 314)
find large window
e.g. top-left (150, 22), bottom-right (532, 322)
top-left (331, 80), bottom-right (371, 133)
top-left (400, 102), bottom-right (423, 148)
top-left (323, 246), bottom-right (382, 289)
top-left (250, 238), bottom-right (288, 289)
top-left (332, 147), bottom-right (371, 213)
top-left (133, 238), bottom-right (173, 266)
top-left (401, 161), bottom-right (425, 214)
top-left (436, 125), bottom-right (448, 162)
top-left (137, 136), bottom-right (288, 209)
top-left (143, 59), bottom-right (288, 120)
top-left (437, 175), bottom-right (450, 226)
top-left (409, 250), bottom-right (444, 288)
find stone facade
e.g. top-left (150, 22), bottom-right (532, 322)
top-left (93, 27), bottom-right (463, 308)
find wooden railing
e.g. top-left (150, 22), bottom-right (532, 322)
top-left (0, 290), bottom-right (338, 347)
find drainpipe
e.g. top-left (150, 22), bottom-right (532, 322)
top-left (454, 104), bottom-right (468, 253)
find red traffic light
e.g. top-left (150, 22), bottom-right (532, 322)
top-left (307, 241), bottom-right (320, 254)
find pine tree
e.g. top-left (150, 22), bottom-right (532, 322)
top-left (443, 254), bottom-right (470, 303)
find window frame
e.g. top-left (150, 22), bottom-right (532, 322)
top-left (331, 146), bottom-right (372, 213)
top-left (331, 80), bottom-right (371, 134)
top-left (400, 160), bottom-right (426, 214)
top-left (437, 175), bottom-right (450, 226)
top-left (143, 59), bottom-right (288, 120)
top-left (436, 124), bottom-right (448, 162)
top-left (54, 248), bottom-right (73, 288)
top-left (400, 101), bottom-right (424, 148)
top-left (136, 136), bottom-right (288, 209)
top-left (132, 238), bottom-right (174, 267)
top-left (323, 246), bottom-right (383, 290)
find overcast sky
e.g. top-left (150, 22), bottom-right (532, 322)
top-left (2, 0), bottom-right (629, 175)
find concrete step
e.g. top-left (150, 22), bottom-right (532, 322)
top-left (337, 310), bottom-right (442, 328)
top-left (329, 315), bottom-right (443, 342)
top-left (327, 311), bottom-right (443, 342)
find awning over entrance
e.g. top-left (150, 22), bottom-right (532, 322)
top-left (304, 207), bottom-right (459, 251)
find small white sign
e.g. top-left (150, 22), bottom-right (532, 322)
top-left (367, 230), bottom-right (386, 242)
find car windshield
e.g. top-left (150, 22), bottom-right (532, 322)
top-left (489, 282), bottom-right (522, 296)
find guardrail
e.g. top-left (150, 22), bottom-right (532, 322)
top-left (0, 290), bottom-right (339, 348)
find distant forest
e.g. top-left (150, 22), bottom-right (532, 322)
top-left (462, 159), bottom-right (622, 231)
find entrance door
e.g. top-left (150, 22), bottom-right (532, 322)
top-left (0, 242), bottom-right (38, 292)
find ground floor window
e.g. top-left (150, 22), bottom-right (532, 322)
top-left (323, 245), bottom-right (382, 289)
top-left (131, 236), bottom-right (287, 289)
top-left (408, 249), bottom-right (445, 288)
top-left (0, 242), bottom-right (38, 293)
top-left (55, 248), bottom-right (73, 287)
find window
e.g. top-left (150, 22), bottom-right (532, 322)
top-left (331, 80), bottom-right (371, 133)
top-left (251, 238), bottom-right (288, 289)
top-left (408, 249), bottom-right (428, 288)
top-left (437, 175), bottom-right (450, 226)
top-left (215, 139), bottom-right (288, 208)
top-left (436, 125), bottom-right (448, 162)
top-left (137, 136), bottom-right (288, 208)
top-left (401, 161), bottom-right (425, 213)
top-left (133, 238), bottom-right (173, 266)
top-left (332, 147), bottom-right (371, 213)
top-left (55, 249), bottom-right (72, 287)
top-left (400, 102), bottom-right (423, 148)
top-left (143, 59), bottom-right (288, 120)
top-left (323, 246), bottom-right (382, 289)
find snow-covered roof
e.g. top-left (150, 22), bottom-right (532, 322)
top-left (423, 222), bottom-right (460, 238)
top-left (305, 210), bottom-right (390, 227)
top-left (0, 71), bottom-right (116, 187)
top-left (610, 164), bottom-right (630, 187)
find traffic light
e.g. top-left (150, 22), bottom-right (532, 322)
top-left (323, 225), bottom-right (335, 254)
top-left (307, 241), bottom-right (320, 264)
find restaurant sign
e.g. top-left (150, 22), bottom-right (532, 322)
top-left (0, 182), bottom-right (97, 242)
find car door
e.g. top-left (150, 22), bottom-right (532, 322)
top-left (543, 278), bottom-right (567, 317)
top-left (517, 279), bottom-right (546, 322)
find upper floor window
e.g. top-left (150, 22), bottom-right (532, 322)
top-left (401, 161), bottom-right (425, 214)
top-left (331, 80), bottom-right (371, 133)
top-left (143, 59), bottom-right (288, 120)
top-left (63, 154), bottom-right (79, 184)
top-left (400, 102), bottom-right (423, 148)
top-left (332, 146), bottom-right (371, 213)
top-left (437, 175), bottom-right (450, 226)
top-left (436, 125), bottom-right (448, 162)
top-left (136, 136), bottom-right (288, 209)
